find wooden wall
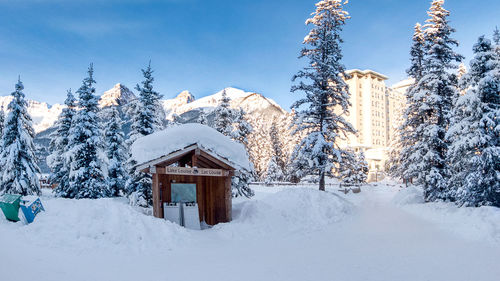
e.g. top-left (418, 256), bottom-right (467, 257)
top-left (152, 173), bottom-right (232, 225)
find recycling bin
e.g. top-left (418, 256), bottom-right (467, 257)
top-left (20, 198), bottom-right (45, 224)
top-left (183, 203), bottom-right (201, 230)
top-left (164, 202), bottom-right (181, 225)
top-left (0, 194), bottom-right (22, 222)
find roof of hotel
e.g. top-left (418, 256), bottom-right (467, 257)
top-left (346, 69), bottom-right (389, 80)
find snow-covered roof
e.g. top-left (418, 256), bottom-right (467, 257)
top-left (131, 123), bottom-right (251, 171)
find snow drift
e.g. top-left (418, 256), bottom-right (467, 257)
top-left (217, 188), bottom-right (354, 238)
top-left (392, 185), bottom-right (500, 244)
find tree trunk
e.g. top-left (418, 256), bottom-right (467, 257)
top-left (319, 171), bottom-right (325, 191)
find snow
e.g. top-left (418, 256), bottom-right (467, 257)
top-left (161, 87), bottom-right (286, 120)
top-left (131, 123), bottom-right (252, 170)
top-left (1, 183), bottom-right (500, 281)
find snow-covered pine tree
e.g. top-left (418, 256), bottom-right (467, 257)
top-left (390, 23), bottom-right (426, 183)
top-left (416, 0), bottom-right (463, 201)
top-left (0, 78), bottom-right (41, 196)
top-left (340, 150), bottom-right (368, 185)
top-left (197, 110), bottom-right (208, 125)
top-left (265, 118), bottom-right (286, 182)
top-left (213, 89), bottom-right (234, 137)
top-left (0, 106), bottom-right (5, 139)
top-left (232, 108), bottom-right (253, 147)
top-left (457, 63), bottom-right (467, 80)
top-left (125, 62), bottom-right (164, 206)
top-left (67, 64), bottom-right (108, 199)
top-left (290, 0), bottom-right (356, 191)
top-left (231, 109), bottom-right (255, 197)
top-left (103, 106), bottom-right (127, 197)
top-left (246, 115), bottom-right (272, 179)
top-left (446, 36), bottom-right (500, 207)
top-left (49, 90), bottom-right (76, 198)
top-left (264, 156), bottom-right (284, 185)
top-left (493, 26), bottom-right (500, 45)
top-left (494, 27), bottom-right (500, 58)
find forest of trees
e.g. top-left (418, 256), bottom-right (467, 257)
top-left (0, 0), bottom-right (497, 209)
top-left (390, 0), bottom-right (500, 207)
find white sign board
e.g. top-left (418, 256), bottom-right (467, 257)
top-left (164, 166), bottom-right (228, 177)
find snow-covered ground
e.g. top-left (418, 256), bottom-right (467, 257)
top-left (1, 183), bottom-right (499, 281)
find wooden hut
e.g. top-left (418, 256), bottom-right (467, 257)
top-left (132, 124), bottom-right (251, 226)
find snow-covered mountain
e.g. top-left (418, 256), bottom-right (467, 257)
top-left (0, 83), bottom-right (137, 133)
top-left (99, 83), bottom-right (136, 107)
top-left (0, 86), bottom-right (286, 134)
top-left (162, 87), bottom-right (286, 122)
top-left (0, 96), bottom-right (65, 133)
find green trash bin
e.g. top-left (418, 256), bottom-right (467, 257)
top-left (0, 194), bottom-right (22, 222)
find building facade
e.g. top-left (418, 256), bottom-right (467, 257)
top-left (341, 69), bottom-right (409, 180)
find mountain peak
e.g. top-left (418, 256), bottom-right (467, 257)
top-left (99, 83), bottom-right (136, 107)
top-left (176, 90), bottom-right (195, 103)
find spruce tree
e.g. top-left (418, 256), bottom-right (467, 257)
top-left (391, 23), bottom-right (426, 184)
top-left (214, 89), bottom-right (233, 137)
top-left (49, 90), bottom-right (76, 198)
top-left (417, 0), bottom-right (463, 201)
top-left (126, 62), bottom-right (164, 206)
top-left (104, 106), bottom-right (128, 197)
top-left (197, 110), bottom-right (208, 125)
top-left (67, 64), bottom-right (107, 199)
top-left (264, 156), bottom-right (284, 185)
top-left (232, 108), bottom-right (253, 147)
top-left (493, 26), bottom-right (500, 45)
top-left (0, 106), bottom-right (5, 139)
top-left (290, 0), bottom-right (356, 191)
top-left (0, 78), bottom-right (41, 196)
top-left (340, 150), bottom-right (368, 185)
top-left (446, 36), bottom-right (500, 207)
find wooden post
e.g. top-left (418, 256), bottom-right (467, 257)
top-left (152, 171), bottom-right (162, 218)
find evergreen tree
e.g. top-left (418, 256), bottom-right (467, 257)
top-left (493, 26), bottom-right (500, 45)
top-left (391, 23), bottom-right (426, 183)
top-left (340, 150), bottom-right (368, 185)
top-left (416, 0), bottom-right (463, 201)
top-left (67, 64), bottom-right (108, 199)
top-left (457, 63), bottom-right (467, 80)
top-left (264, 156), bottom-right (284, 185)
top-left (49, 90), bottom-right (76, 198)
top-left (104, 106), bottom-right (127, 197)
top-left (214, 89), bottom-right (233, 137)
top-left (197, 110), bottom-right (208, 125)
top-left (0, 106), bottom-right (5, 139)
top-left (126, 62), bottom-right (164, 206)
top-left (231, 169), bottom-right (254, 198)
top-left (0, 78), bottom-right (41, 196)
top-left (290, 0), bottom-right (356, 191)
top-left (264, 119), bottom-right (286, 184)
top-left (232, 108), bottom-right (253, 147)
top-left (446, 36), bottom-right (500, 207)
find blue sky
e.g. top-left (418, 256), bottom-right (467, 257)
top-left (0, 0), bottom-right (499, 108)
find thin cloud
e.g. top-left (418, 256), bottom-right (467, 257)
top-left (51, 19), bottom-right (149, 37)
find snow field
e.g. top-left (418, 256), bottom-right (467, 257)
top-left (392, 185), bottom-right (500, 244)
top-left (1, 184), bottom-right (500, 281)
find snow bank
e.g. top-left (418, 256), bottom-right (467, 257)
top-left (0, 193), bottom-right (191, 254)
top-left (391, 185), bottom-right (425, 205)
top-left (391, 185), bottom-right (500, 244)
top-left (402, 201), bottom-right (500, 244)
top-left (131, 123), bottom-right (251, 170)
top-left (217, 188), bottom-right (354, 237)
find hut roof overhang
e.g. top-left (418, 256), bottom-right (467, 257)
top-left (135, 143), bottom-right (238, 172)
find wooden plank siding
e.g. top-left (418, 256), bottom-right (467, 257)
top-left (156, 174), bottom-right (232, 225)
top-left (146, 147), bottom-right (235, 226)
